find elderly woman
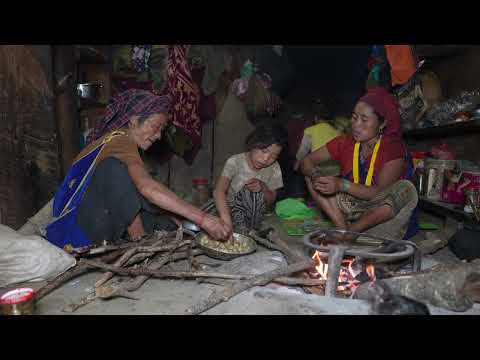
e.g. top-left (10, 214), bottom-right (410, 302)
top-left (301, 87), bottom-right (417, 241)
top-left (47, 89), bottom-right (231, 250)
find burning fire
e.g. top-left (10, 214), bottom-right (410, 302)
top-left (311, 251), bottom-right (376, 293)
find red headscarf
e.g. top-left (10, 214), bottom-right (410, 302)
top-left (359, 86), bottom-right (402, 138)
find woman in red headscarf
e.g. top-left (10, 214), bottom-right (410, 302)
top-left (301, 87), bottom-right (418, 241)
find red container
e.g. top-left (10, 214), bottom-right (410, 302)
top-left (442, 170), bottom-right (480, 205)
top-left (411, 151), bottom-right (428, 170)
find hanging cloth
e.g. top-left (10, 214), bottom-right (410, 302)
top-left (353, 137), bottom-right (382, 186)
top-left (384, 45), bottom-right (417, 87)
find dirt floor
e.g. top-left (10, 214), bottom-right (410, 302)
top-left (2, 210), bottom-right (480, 315)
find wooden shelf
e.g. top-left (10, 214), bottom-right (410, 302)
top-left (419, 196), bottom-right (473, 222)
top-left (415, 45), bottom-right (472, 58)
top-left (403, 120), bottom-right (480, 139)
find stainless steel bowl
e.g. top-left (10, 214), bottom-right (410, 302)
top-left (182, 220), bottom-right (201, 233)
top-left (195, 232), bottom-right (257, 260)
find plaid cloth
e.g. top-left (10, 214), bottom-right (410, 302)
top-left (86, 89), bottom-right (171, 145)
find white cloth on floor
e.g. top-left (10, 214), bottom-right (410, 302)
top-left (0, 224), bottom-right (76, 288)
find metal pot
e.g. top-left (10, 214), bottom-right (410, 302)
top-left (471, 108), bottom-right (480, 120)
top-left (77, 83), bottom-right (103, 101)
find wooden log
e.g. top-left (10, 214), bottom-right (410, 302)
top-left (94, 241), bottom-right (190, 288)
top-left (36, 249), bottom-right (125, 301)
top-left (324, 246), bottom-right (346, 298)
top-left (248, 231), bottom-right (284, 253)
top-left (63, 249), bottom-right (204, 311)
top-left (83, 260), bottom-right (252, 280)
top-left (125, 249), bottom-right (204, 292)
top-left (125, 230), bottom-right (185, 292)
top-left (267, 231), bottom-right (310, 264)
top-left (186, 260), bottom-right (314, 315)
top-left (355, 259), bottom-right (480, 312)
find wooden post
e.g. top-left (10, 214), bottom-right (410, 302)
top-left (52, 45), bottom-right (80, 176)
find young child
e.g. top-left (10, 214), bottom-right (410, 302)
top-left (294, 99), bottom-right (340, 171)
top-left (206, 123), bottom-right (287, 235)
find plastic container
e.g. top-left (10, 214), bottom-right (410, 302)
top-left (192, 178), bottom-right (210, 207)
top-left (424, 158), bottom-right (456, 201)
top-left (411, 151), bottom-right (428, 171)
top-left (442, 163), bottom-right (480, 206)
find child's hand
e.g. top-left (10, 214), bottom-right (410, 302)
top-left (244, 178), bottom-right (265, 193)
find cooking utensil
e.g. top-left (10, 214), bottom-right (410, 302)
top-left (77, 83), bottom-right (103, 101)
top-left (0, 288), bottom-right (36, 315)
top-left (182, 220), bottom-right (201, 233)
top-left (195, 232), bottom-right (257, 260)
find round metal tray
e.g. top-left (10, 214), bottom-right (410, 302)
top-left (303, 229), bottom-right (421, 271)
top-left (195, 232), bottom-right (257, 261)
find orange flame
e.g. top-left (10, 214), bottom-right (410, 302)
top-left (366, 264), bottom-right (376, 282)
top-left (310, 250), bottom-right (375, 292)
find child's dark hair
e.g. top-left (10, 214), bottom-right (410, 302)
top-left (245, 123), bottom-right (288, 152)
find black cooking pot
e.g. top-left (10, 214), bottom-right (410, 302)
top-left (448, 221), bottom-right (480, 261)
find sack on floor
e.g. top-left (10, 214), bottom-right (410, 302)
top-left (0, 224), bottom-right (76, 288)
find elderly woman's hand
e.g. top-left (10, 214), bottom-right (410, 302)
top-left (313, 176), bottom-right (341, 195)
top-left (200, 214), bottom-right (233, 241)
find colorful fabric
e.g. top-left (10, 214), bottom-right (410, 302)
top-left (161, 45), bottom-right (202, 159)
top-left (326, 135), bottom-right (406, 184)
top-left (353, 137), bottom-right (382, 186)
top-left (231, 187), bottom-right (267, 233)
top-left (275, 198), bottom-right (316, 221)
top-left (78, 130), bottom-right (143, 171)
top-left (132, 45), bottom-right (152, 73)
top-left (201, 187), bottom-right (268, 234)
top-left (359, 86), bottom-right (403, 138)
top-left (304, 122), bottom-right (340, 152)
top-left (337, 180), bottom-right (418, 240)
top-left (86, 89), bottom-right (171, 145)
top-left (46, 131), bottom-right (125, 249)
top-left (385, 45), bottom-right (417, 86)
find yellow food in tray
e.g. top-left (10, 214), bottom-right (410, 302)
top-left (197, 233), bottom-right (255, 254)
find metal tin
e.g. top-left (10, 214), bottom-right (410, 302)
top-left (424, 159), bottom-right (457, 201)
top-left (0, 288), bottom-right (36, 315)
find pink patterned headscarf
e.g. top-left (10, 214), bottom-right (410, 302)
top-left (86, 89), bottom-right (171, 145)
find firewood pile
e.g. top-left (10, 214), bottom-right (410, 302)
top-left (35, 228), bottom-right (315, 315)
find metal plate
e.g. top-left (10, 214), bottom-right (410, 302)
top-left (195, 232), bottom-right (257, 260)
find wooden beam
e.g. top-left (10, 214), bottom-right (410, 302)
top-left (52, 46), bottom-right (80, 176)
